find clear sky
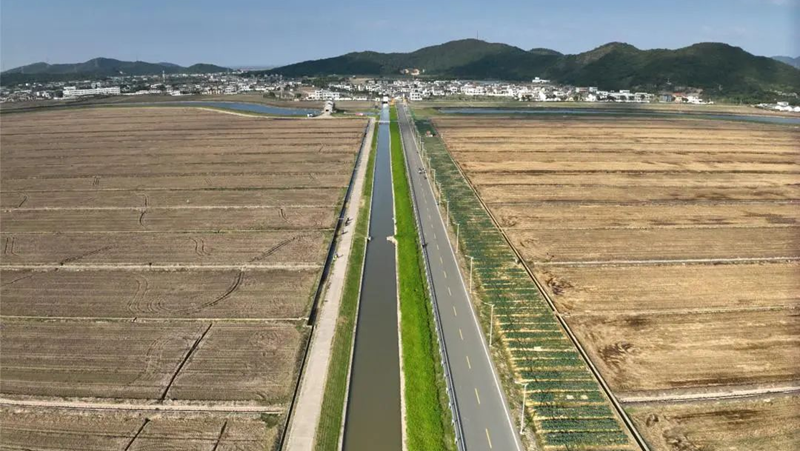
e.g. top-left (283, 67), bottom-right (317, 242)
top-left (1, 0), bottom-right (798, 70)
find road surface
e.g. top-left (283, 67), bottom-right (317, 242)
top-left (396, 104), bottom-right (523, 451)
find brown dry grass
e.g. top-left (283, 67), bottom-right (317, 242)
top-left (628, 395), bottom-right (800, 451)
top-left (537, 262), bottom-right (800, 313)
top-left (511, 227), bottom-right (799, 263)
top-left (567, 310), bottom-right (800, 394)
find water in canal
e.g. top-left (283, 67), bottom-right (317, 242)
top-left (342, 106), bottom-right (403, 451)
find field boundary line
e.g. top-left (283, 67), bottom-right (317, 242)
top-left (619, 384), bottom-right (800, 404)
top-left (0, 397), bottom-right (285, 413)
top-left (0, 264), bottom-right (323, 270)
top-left (537, 256), bottom-right (800, 266)
top-left (429, 118), bottom-right (649, 451)
top-left (3, 205), bottom-right (334, 212)
top-left (0, 315), bottom-right (308, 323)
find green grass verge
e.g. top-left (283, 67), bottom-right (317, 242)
top-left (314, 122), bottom-right (378, 451)
top-left (390, 106), bottom-right (456, 451)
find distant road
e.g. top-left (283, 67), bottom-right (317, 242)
top-left (397, 104), bottom-right (523, 451)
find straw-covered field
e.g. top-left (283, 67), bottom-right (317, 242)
top-left (433, 115), bottom-right (800, 450)
top-left (0, 107), bottom-right (367, 449)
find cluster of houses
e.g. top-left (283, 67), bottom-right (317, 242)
top-left (0, 72), bottom-right (303, 103)
top-left (308, 78), bottom-right (711, 104)
top-left (756, 101), bottom-right (800, 113)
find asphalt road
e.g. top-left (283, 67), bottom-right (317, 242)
top-left (396, 104), bottom-right (523, 451)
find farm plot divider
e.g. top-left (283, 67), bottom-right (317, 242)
top-left (412, 117), bottom-right (637, 451)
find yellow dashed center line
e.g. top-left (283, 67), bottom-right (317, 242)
top-left (466, 355), bottom-right (471, 369)
top-left (475, 388), bottom-right (481, 405)
top-left (485, 428), bottom-right (493, 449)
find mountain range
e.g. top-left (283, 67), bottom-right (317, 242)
top-left (1, 58), bottom-right (230, 84)
top-left (265, 39), bottom-right (800, 99)
top-left (772, 55), bottom-right (800, 69)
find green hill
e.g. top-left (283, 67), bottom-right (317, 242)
top-left (266, 39), bottom-right (800, 99)
top-left (1, 58), bottom-right (230, 85)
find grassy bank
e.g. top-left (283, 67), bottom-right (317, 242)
top-left (390, 106), bottom-right (456, 451)
top-left (314, 123), bottom-right (378, 451)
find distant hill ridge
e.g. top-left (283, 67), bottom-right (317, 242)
top-left (772, 55), bottom-right (800, 69)
top-left (2, 57), bottom-right (230, 84)
top-left (265, 39), bottom-right (800, 98)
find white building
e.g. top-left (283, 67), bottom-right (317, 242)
top-left (63, 86), bottom-right (121, 98)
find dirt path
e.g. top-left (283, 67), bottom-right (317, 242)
top-left (283, 118), bottom-right (375, 451)
top-left (620, 383), bottom-right (800, 404)
top-left (0, 264), bottom-right (322, 270)
top-left (541, 256), bottom-right (800, 266)
top-left (0, 397), bottom-right (284, 414)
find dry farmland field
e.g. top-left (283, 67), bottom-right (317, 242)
top-left (0, 107), bottom-right (367, 449)
top-left (433, 115), bottom-right (800, 451)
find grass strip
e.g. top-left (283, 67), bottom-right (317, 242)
top-left (390, 106), bottom-right (456, 451)
top-left (314, 122), bottom-right (378, 451)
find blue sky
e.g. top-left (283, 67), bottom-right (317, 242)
top-left (1, 0), bottom-right (798, 70)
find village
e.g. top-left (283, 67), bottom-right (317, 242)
top-left (0, 69), bottom-right (720, 105)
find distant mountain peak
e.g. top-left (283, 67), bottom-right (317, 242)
top-left (772, 55), bottom-right (800, 69)
top-left (529, 48), bottom-right (562, 56)
top-left (2, 58), bottom-right (230, 80)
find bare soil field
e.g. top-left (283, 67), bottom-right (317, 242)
top-left (628, 395), bottom-right (800, 451)
top-left (1, 187), bottom-right (342, 209)
top-left (1, 268), bottom-right (319, 319)
top-left (0, 319), bottom-right (305, 403)
top-left (1, 173), bottom-right (350, 192)
top-left (2, 206), bottom-right (335, 232)
top-left (0, 231), bottom-right (327, 267)
top-left (0, 107), bottom-right (367, 447)
top-left (0, 406), bottom-right (276, 451)
top-left (435, 115), bottom-right (800, 449)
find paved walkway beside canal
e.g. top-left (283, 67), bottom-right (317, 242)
top-left (284, 118), bottom-right (375, 451)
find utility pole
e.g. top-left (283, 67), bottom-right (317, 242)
top-left (487, 302), bottom-right (495, 346)
top-left (518, 381), bottom-right (529, 434)
top-left (469, 256), bottom-right (474, 294)
top-left (455, 223), bottom-right (459, 254)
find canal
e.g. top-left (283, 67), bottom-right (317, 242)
top-left (342, 105), bottom-right (403, 451)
